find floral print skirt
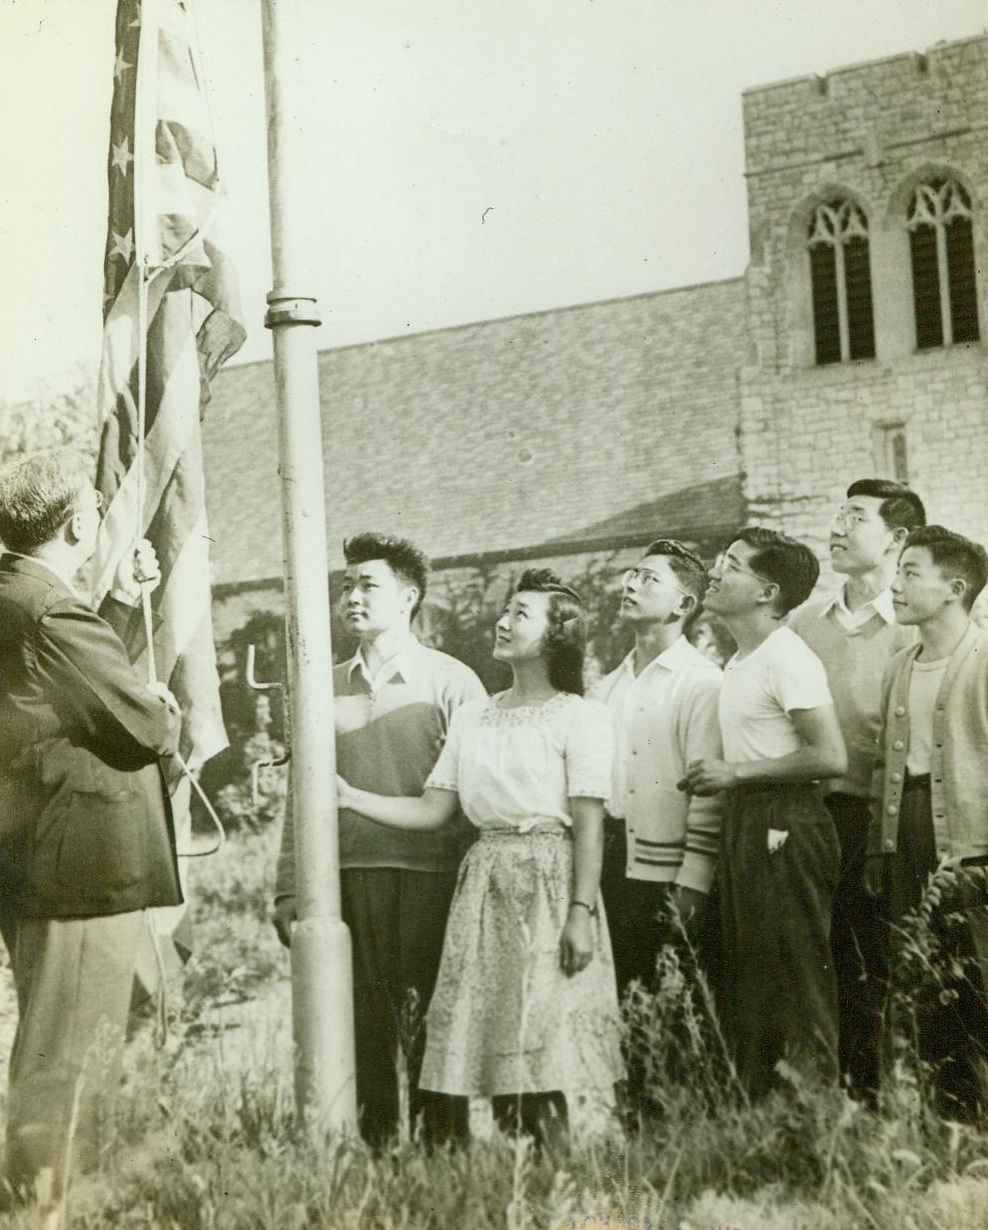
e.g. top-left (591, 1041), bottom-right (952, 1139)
top-left (420, 826), bottom-right (623, 1098)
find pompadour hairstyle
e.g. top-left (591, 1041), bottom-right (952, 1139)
top-left (343, 532), bottom-right (429, 619)
top-left (845, 478), bottom-right (926, 533)
top-left (904, 525), bottom-right (988, 612)
top-left (642, 538), bottom-right (708, 606)
top-left (734, 525), bottom-right (820, 616)
top-left (0, 448), bottom-right (92, 554)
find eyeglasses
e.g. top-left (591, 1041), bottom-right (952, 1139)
top-left (712, 552), bottom-right (771, 585)
top-left (830, 508), bottom-right (869, 530)
top-left (621, 567), bottom-right (689, 598)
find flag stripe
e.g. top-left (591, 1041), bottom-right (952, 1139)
top-left (95, 0), bottom-right (245, 776)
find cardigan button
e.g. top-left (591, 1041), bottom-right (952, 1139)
top-left (884, 838), bottom-right (895, 851)
top-left (887, 804), bottom-right (898, 816)
top-left (895, 706), bottom-right (906, 716)
top-left (892, 740), bottom-right (905, 751)
top-left (890, 772), bottom-right (902, 783)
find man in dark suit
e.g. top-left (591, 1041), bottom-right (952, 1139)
top-left (0, 448), bottom-right (182, 1205)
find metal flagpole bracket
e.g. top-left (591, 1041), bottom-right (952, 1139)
top-left (245, 644), bottom-right (291, 807)
top-left (265, 292), bottom-right (321, 329)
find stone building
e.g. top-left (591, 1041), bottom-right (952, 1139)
top-left (740, 34), bottom-right (988, 556)
top-left (204, 33), bottom-right (988, 635)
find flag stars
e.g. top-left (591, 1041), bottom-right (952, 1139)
top-left (111, 137), bottom-right (134, 177)
top-left (114, 49), bottom-right (132, 80)
top-left (110, 229), bottom-right (135, 263)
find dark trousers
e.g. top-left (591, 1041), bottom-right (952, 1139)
top-left (341, 866), bottom-right (467, 1148)
top-left (824, 792), bottom-right (886, 1102)
top-left (3, 911), bottom-right (146, 1201)
top-left (600, 818), bottom-right (680, 999)
top-left (491, 1091), bottom-right (568, 1154)
top-left (885, 778), bottom-right (988, 1121)
top-left (718, 783), bottom-right (840, 1097)
top-left (600, 818), bottom-right (712, 1118)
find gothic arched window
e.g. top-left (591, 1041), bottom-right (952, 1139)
top-left (908, 178), bottom-right (979, 349)
top-left (807, 199), bottom-right (876, 366)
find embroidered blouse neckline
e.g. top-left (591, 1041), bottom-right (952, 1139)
top-left (491, 690), bottom-right (567, 712)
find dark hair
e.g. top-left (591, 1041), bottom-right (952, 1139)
top-left (513, 567), bottom-right (586, 696)
top-left (0, 448), bottom-right (92, 553)
top-left (642, 538), bottom-right (708, 606)
top-left (845, 478), bottom-right (926, 533)
top-left (343, 532), bottom-right (429, 619)
top-left (735, 526), bottom-right (820, 616)
top-left (903, 525), bottom-right (988, 612)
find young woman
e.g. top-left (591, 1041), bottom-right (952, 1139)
top-left (337, 568), bottom-right (622, 1150)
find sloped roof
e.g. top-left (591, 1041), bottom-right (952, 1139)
top-left (204, 279), bottom-right (746, 592)
top-left (542, 474), bottom-right (745, 552)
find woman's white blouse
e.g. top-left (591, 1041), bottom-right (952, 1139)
top-left (425, 691), bottom-right (615, 832)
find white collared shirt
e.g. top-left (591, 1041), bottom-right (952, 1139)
top-left (821, 585), bottom-right (896, 632)
top-left (346, 634), bottom-right (421, 694)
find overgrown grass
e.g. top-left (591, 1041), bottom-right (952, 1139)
top-left (5, 824), bottom-right (988, 1229)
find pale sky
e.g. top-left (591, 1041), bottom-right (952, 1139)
top-left (0, 0), bottom-right (984, 406)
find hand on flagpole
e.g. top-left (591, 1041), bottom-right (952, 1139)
top-left (147, 680), bottom-right (181, 714)
top-left (110, 539), bottom-right (162, 605)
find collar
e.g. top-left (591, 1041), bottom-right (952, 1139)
top-left (820, 584), bottom-right (896, 625)
top-left (621, 634), bottom-right (697, 680)
top-left (345, 635), bottom-right (422, 687)
top-left (1, 552), bottom-right (79, 597)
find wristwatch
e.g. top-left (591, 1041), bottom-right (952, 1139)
top-left (569, 899), bottom-right (598, 917)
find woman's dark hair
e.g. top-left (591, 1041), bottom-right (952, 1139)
top-left (513, 567), bottom-right (586, 695)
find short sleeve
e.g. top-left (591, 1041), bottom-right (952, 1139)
top-left (563, 697), bottom-right (615, 799)
top-left (425, 700), bottom-right (473, 792)
top-left (770, 633), bottom-right (833, 714)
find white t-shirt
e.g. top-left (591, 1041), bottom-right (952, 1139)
top-left (719, 626), bottom-right (834, 764)
top-left (906, 656), bottom-right (950, 776)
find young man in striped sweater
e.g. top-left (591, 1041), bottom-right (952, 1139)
top-left (790, 479), bottom-right (925, 1102)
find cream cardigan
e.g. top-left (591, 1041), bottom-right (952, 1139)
top-left (869, 622), bottom-right (988, 862)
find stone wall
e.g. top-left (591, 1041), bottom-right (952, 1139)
top-left (739, 35), bottom-right (988, 569)
top-left (203, 280), bottom-right (746, 589)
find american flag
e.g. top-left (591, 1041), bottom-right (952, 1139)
top-left (93, 0), bottom-right (245, 778)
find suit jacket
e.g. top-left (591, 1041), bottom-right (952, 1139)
top-left (0, 553), bottom-right (183, 919)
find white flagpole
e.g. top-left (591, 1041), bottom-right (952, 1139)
top-left (259, 0), bottom-right (357, 1131)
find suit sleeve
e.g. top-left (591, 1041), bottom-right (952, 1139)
top-left (678, 673), bottom-right (724, 894)
top-left (32, 597), bottom-right (180, 767)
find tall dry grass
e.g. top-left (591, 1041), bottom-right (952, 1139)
top-left (4, 823), bottom-right (988, 1229)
